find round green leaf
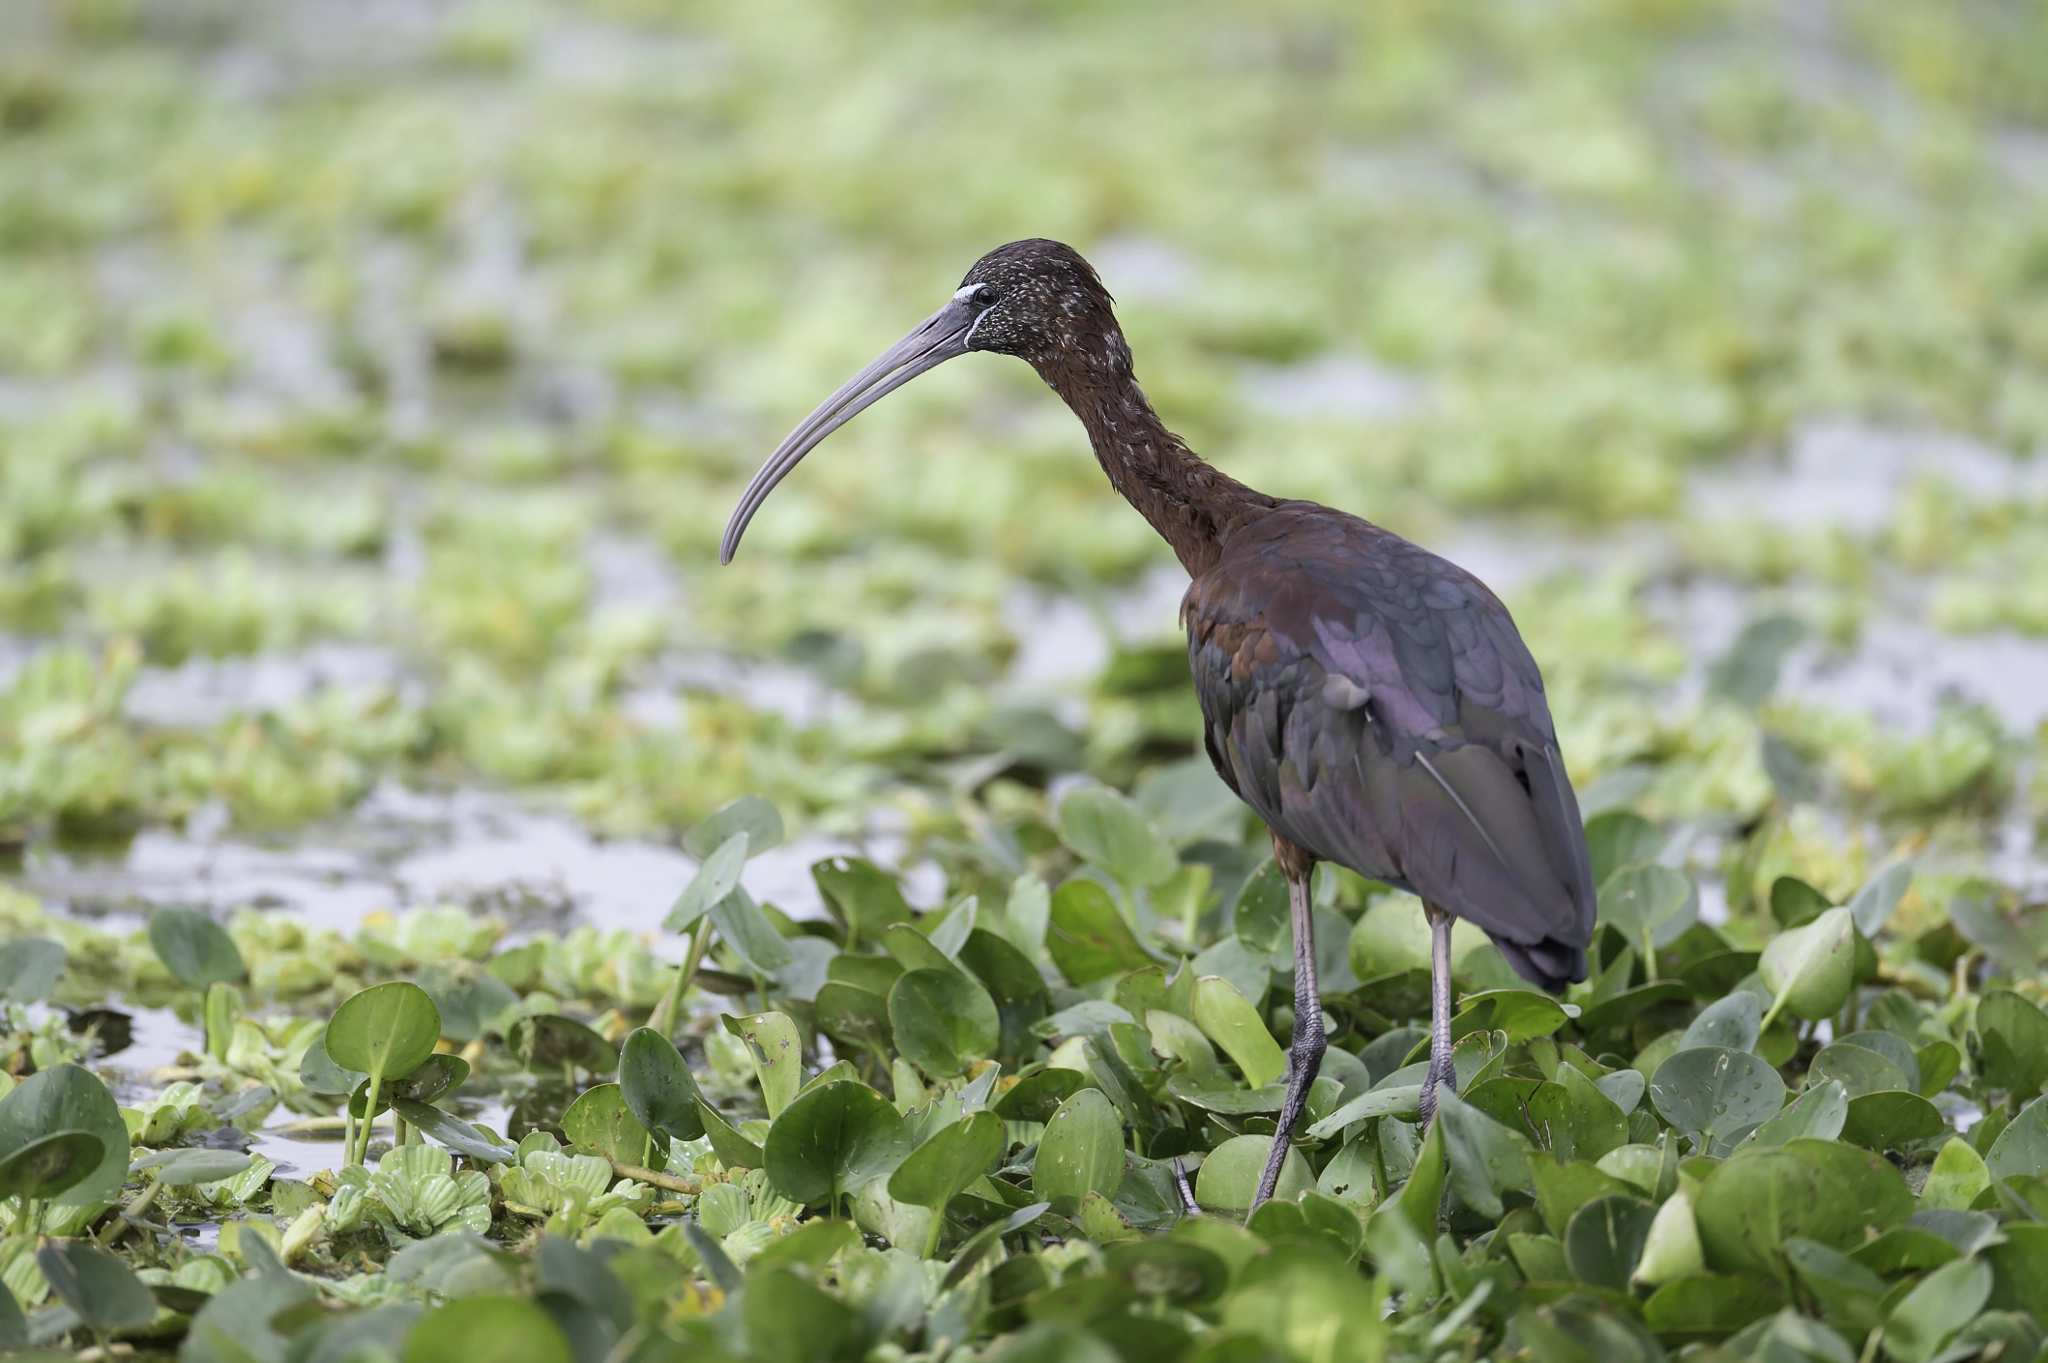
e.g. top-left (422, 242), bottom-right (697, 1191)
top-left (300, 1031), bottom-right (368, 1098)
top-left (1033, 1088), bottom-right (1126, 1216)
top-left (1599, 863), bottom-right (1696, 949)
top-left (1585, 811), bottom-right (1663, 887)
top-left (403, 1296), bottom-right (571, 1363)
top-left (1193, 1132), bottom-right (1311, 1214)
top-left (1988, 1093), bottom-right (2048, 1182)
top-left (1347, 897), bottom-right (1433, 979)
top-left (0, 939), bottom-right (65, 1003)
top-left (507, 1014), bottom-right (617, 1075)
top-left (763, 1079), bottom-right (910, 1209)
top-left (889, 1111), bottom-right (1003, 1210)
top-left (814, 982), bottom-right (894, 1059)
top-left (619, 1027), bottom-right (706, 1142)
top-left (391, 1100), bottom-right (516, 1164)
top-left (1694, 1139), bottom-right (1912, 1277)
top-left (0, 1064), bottom-right (129, 1206)
top-left (684, 793), bottom-right (782, 860)
top-left (1840, 1090), bottom-right (1945, 1151)
top-left (1233, 860), bottom-right (1289, 953)
top-left (993, 1067), bottom-right (1090, 1123)
top-left (1102, 1239), bottom-right (1229, 1305)
top-left (0, 1130), bottom-right (104, 1201)
top-left (1758, 908), bottom-right (1856, 1022)
top-left (1046, 878), bottom-right (1156, 985)
top-left (1650, 1046), bottom-right (1786, 1146)
top-left (562, 1082), bottom-right (654, 1167)
top-left (1881, 1258), bottom-right (1992, 1363)
top-left (1808, 1042), bottom-right (1908, 1099)
top-left (665, 831), bottom-right (749, 933)
top-left (888, 968), bottom-right (999, 1077)
top-left (1564, 1194), bottom-right (1658, 1291)
top-left (37, 1239), bottom-right (157, 1334)
top-left (1057, 785), bottom-right (1177, 887)
top-left (134, 1148), bottom-right (254, 1186)
top-left (1639, 1274), bottom-right (1782, 1337)
top-left (324, 982), bottom-right (441, 1084)
top-left (147, 907), bottom-right (246, 991)
top-left (812, 858), bottom-right (914, 943)
top-left (1191, 975), bottom-right (1286, 1090)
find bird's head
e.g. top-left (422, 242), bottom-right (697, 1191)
top-left (720, 238), bottom-right (1125, 564)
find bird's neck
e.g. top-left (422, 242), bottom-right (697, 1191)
top-left (1038, 351), bottom-right (1273, 578)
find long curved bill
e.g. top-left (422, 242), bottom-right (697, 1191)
top-left (720, 292), bottom-right (983, 564)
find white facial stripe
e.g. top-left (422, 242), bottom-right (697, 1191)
top-left (952, 284), bottom-right (981, 302)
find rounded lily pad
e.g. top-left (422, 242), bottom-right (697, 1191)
top-left (1649, 1046), bottom-right (1785, 1146)
top-left (1564, 1194), bottom-right (1657, 1291)
top-left (618, 1027), bottom-right (707, 1143)
top-left (763, 1079), bottom-right (910, 1212)
top-left (1194, 1133), bottom-right (1311, 1215)
top-left (888, 968), bottom-right (999, 1077)
top-left (1839, 1090), bottom-right (1945, 1151)
top-left (1033, 1089), bottom-right (1126, 1216)
top-left (325, 981), bottom-right (441, 1085)
top-left (147, 907), bottom-right (245, 991)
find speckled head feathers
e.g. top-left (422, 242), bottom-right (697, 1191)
top-left (958, 239), bottom-right (1130, 374)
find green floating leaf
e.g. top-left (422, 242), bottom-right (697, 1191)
top-left (1639, 1273), bottom-right (1781, 1337)
top-left (1191, 975), bottom-right (1286, 1090)
top-left (684, 793), bottom-right (782, 860)
top-left (1758, 908), bottom-right (1856, 1023)
top-left (1033, 1089), bottom-right (1126, 1216)
top-left (1976, 990), bottom-right (2048, 1100)
top-left (186, 1275), bottom-right (317, 1363)
top-left (1987, 1093), bottom-right (2048, 1182)
top-left (889, 968), bottom-right (999, 1078)
top-left (0, 939), bottom-right (65, 1003)
top-left (813, 982), bottom-right (895, 1060)
top-left (134, 1148), bottom-right (253, 1186)
top-left (697, 1101), bottom-right (764, 1171)
top-left (1564, 1194), bottom-right (1657, 1291)
top-left (1631, 1188), bottom-right (1704, 1287)
top-left (392, 1100), bottom-right (516, 1164)
top-left (1584, 811), bottom-right (1663, 888)
top-left (507, 1014), bottom-right (617, 1075)
top-left (618, 1027), bottom-right (706, 1142)
top-left (665, 831), bottom-right (748, 933)
top-left (1103, 1238), bottom-right (1229, 1305)
top-left (1708, 614), bottom-right (1804, 708)
top-left (889, 1110), bottom-right (1003, 1248)
top-left (724, 1011), bottom-right (804, 1117)
top-left (38, 1239), bottom-right (157, 1335)
top-left (1649, 1046), bottom-right (1785, 1147)
top-left (1768, 876), bottom-right (1833, 930)
top-left (1747, 1081), bottom-right (1847, 1147)
top-left (1194, 1132), bottom-right (1310, 1215)
top-left (402, 1295), bottom-right (572, 1363)
top-left (0, 1130), bottom-right (104, 1201)
top-left (992, 1067), bottom-right (1090, 1123)
top-left (1047, 878), bottom-right (1155, 985)
top-left (1839, 1090), bottom-right (1945, 1151)
top-left (1880, 1258), bottom-right (1992, 1363)
top-left (1003, 872), bottom-right (1051, 961)
top-left (1436, 1090), bottom-right (1533, 1220)
top-left (1680, 993), bottom-right (1761, 1053)
top-left (1695, 1138), bottom-right (1913, 1278)
top-left (0, 1064), bottom-right (129, 1206)
top-left (1058, 785), bottom-right (1177, 888)
top-left (1233, 860), bottom-right (1289, 953)
top-left (148, 907), bottom-right (245, 991)
top-left (300, 1031), bottom-right (368, 1098)
top-left (1847, 862), bottom-right (1912, 936)
top-left (813, 858), bottom-right (914, 943)
top-left (1598, 863), bottom-right (1696, 950)
top-left (1920, 1138), bottom-right (1990, 1211)
top-left (325, 981), bottom-right (441, 1085)
top-left (925, 896), bottom-right (977, 960)
top-left (710, 886), bottom-right (793, 973)
top-left (561, 1083), bottom-right (654, 1168)
top-left (1808, 1042), bottom-right (1908, 1098)
top-left (1452, 989), bottom-right (1574, 1045)
top-left (763, 1080), bottom-right (910, 1212)
top-left (1785, 1236), bottom-right (1885, 1330)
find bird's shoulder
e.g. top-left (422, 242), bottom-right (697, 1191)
top-left (1183, 501), bottom-right (1550, 737)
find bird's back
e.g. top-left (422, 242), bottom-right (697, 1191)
top-left (1184, 502), bottom-right (1596, 990)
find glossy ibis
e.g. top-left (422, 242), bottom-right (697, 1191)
top-left (722, 239), bottom-right (1596, 1211)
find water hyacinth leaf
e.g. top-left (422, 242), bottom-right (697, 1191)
top-left (1747, 1081), bottom-right (1848, 1146)
top-left (1987, 1094), bottom-right (2048, 1182)
top-left (1103, 1238), bottom-right (1229, 1305)
top-left (1555, 1063), bottom-right (1630, 1163)
top-left (1451, 989), bottom-right (1573, 1044)
top-left (1847, 862), bottom-right (1912, 936)
top-left (1058, 785), bottom-right (1177, 887)
top-left (710, 886), bottom-right (793, 973)
top-left (813, 857), bottom-right (914, 943)
top-left (1191, 976), bottom-right (1286, 1090)
top-left (684, 794), bottom-right (781, 859)
top-left (1785, 1237), bottom-right (1887, 1328)
top-left (135, 1148), bottom-right (254, 1185)
top-left (1047, 878), bottom-right (1155, 985)
top-left (402, 1295), bottom-right (572, 1363)
top-left (37, 1239), bottom-right (158, 1334)
top-left (1564, 1194), bottom-right (1657, 1291)
top-left (147, 907), bottom-right (245, 991)
top-left (746, 1263), bottom-right (859, 1363)
top-left (393, 1100), bottom-right (517, 1164)
top-left (300, 1031), bottom-right (368, 1097)
top-left (925, 896), bottom-right (978, 960)
top-left (1598, 863), bottom-right (1696, 951)
top-left (1808, 1043), bottom-right (1909, 1099)
top-left (1639, 1275), bottom-right (1782, 1337)
top-left (1758, 908), bottom-right (1856, 1023)
top-left (618, 1027), bottom-right (706, 1142)
top-left (1920, 1138), bottom-right (1991, 1210)
top-left (814, 982), bottom-right (895, 1059)
top-left (561, 1083), bottom-right (654, 1167)
top-left (1975, 990), bottom-right (2048, 1099)
top-left (507, 1014), bottom-right (617, 1075)
top-left (186, 1273), bottom-right (317, 1363)
top-left (0, 1064), bottom-right (129, 1206)
top-left (1769, 876), bottom-right (1833, 930)
top-left (1233, 860), bottom-right (1289, 953)
top-left (992, 1067), bottom-right (1090, 1123)
top-left (1583, 811), bottom-right (1663, 888)
top-left (763, 1080), bottom-right (910, 1211)
top-left (1631, 1187), bottom-right (1705, 1287)
top-left (697, 1101), bottom-right (765, 1170)
top-left (1833, 1030), bottom-right (1921, 1091)
top-left (1694, 1139), bottom-right (1912, 1277)
top-left (724, 1011), bottom-right (804, 1117)
top-left (0, 939), bottom-right (65, 1003)
top-left (664, 831), bottom-right (748, 933)
top-left (1881, 1258), bottom-right (1992, 1363)
top-left (0, 1130), bottom-right (104, 1200)
top-left (1681, 993), bottom-right (1762, 1053)
top-left (1194, 1132), bottom-right (1311, 1215)
top-left (889, 1110), bottom-right (1003, 1213)
top-left (1004, 872), bottom-right (1051, 960)
top-left (888, 968), bottom-right (999, 1077)
top-left (1840, 1090), bottom-right (1945, 1151)
top-left (1650, 1046), bottom-right (1785, 1146)
top-left (325, 981), bottom-right (441, 1084)
top-left (1033, 1089), bottom-right (1125, 1215)
top-left (1435, 1090), bottom-right (1533, 1219)
top-left (1194, 936), bottom-right (1276, 1009)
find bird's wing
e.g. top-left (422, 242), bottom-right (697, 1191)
top-left (1185, 505), bottom-right (1595, 987)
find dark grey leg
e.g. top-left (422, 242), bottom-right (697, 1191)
top-left (1251, 872), bottom-right (1325, 1212)
top-left (1418, 901), bottom-right (1457, 1129)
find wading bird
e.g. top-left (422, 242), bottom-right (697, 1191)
top-left (722, 240), bottom-right (1595, 1211)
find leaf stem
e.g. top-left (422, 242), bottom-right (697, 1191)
top-left (605, 1158), bottom-right (701, 1195)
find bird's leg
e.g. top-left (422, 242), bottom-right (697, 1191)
top-left (1419, 900), bottom-right (1457, 1129)
top-left (1251, 868), bottom-right (1325, 1213)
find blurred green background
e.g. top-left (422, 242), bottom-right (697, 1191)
top-left (0, 0), bottom-right (2044, 928)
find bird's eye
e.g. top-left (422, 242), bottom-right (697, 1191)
top-left (972, 285), bottom-right (998, 308)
